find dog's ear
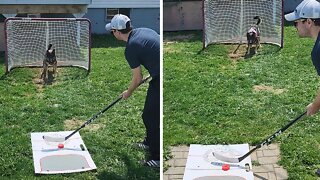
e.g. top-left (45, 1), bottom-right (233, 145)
top-left (45, 50), bottom-right (50, 56)
top-left (48, 44), bottom-right (53, 50)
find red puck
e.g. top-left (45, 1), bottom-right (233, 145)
top-left (222, 164), bottom-right (230, 171)
top-left (58, 143), bottom-right (64, 149)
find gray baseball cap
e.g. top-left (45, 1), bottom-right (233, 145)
top-left (285, 0), bottom-right (320, 21)
top-left (105, 14), bottom-right (131, 31)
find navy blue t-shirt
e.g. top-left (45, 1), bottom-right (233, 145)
top-left (125, 28), bottom-right (160, 78)
top-left (312, 32), bottom-right (320, 75)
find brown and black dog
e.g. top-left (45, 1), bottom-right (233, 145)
top-left (246, 16), bottom-right (261, 54)
top-left (41, 44), bottom-right (57, 83)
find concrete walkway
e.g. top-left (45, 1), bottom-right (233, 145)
top-left (164, 143), bottom-right (288, 180)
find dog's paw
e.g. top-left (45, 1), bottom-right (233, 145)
top-left (33, 78), bottom-right (43, 84)
top-left (53, 71), bottom-right (57, 78)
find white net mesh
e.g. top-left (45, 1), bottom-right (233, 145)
top-left (203, 0), bottom-right (283, 48)
top-left (5, 18), bottom-right (91, 72)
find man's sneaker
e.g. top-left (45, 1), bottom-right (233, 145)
top-left (133, 142), bottom-right (149, 150)
top-left (316, 169), bottom-right (320, 177)
top-left (140, 160), bottom-right (160, 168)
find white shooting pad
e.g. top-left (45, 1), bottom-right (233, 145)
top-left (31, 131), bottom-right (97, 174)
top-left (183, 144), bottom-right (253, 180)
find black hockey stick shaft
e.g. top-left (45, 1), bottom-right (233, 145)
top-left (64, 76), bottom-right (151, 141)
top-left (238, 111), bottom-right (307, 162)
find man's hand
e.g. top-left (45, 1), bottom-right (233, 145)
top-left (122, 90), bottom-right (132, 100)
top-left (307, 102), bottom-right (320, 116)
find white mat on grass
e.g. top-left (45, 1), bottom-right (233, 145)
top-left (31, 131), bottom-right (96, 174)
top-left (183, 144), bottom-right (254, 180)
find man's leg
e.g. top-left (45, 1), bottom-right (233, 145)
top-left (142, 77), bottom-right (160, 162)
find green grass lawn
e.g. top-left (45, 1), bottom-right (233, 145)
top-left (0, 35), bottom-right (159, 179)
top-left (163, 27), bottom-right (320, 179)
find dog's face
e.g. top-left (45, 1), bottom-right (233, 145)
top-left (247, 32), bottom-right (256, 44)
top-left (41, 44), bottom-right (57, 83)
top-left (45, 49), bottom-right (56, 64)
top-left (247, 27), bottom-right (259, 44)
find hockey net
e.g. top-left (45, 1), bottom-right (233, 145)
top-left (4, 18), bottom-right (91, 73)
top-left (203, 0), bottom-right (283, 48)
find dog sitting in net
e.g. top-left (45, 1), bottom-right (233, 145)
top-left (41, 44), bottom-right (57, 82)
top-left (246, 16), bottom-right (261, 54)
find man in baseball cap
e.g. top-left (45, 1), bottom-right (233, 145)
top-left (105, 14), bottom-right (132, 33)
top-left (285, 0), bottom-right (320, 22)
top-left (105, 14), bottom-right (160, 168)
top-left (284, 0), bottom-right (320, 41)
top-left (285, 1), bottom-right (320, 175)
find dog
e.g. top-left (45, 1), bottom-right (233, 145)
top-left (41, 44), bottom-right (57, 83)
top-left (246, 16), bottom-right (261, 54)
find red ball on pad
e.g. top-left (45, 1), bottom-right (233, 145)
top-left (222, 164), bottom-right (230, 171)
top-left (58, 143), bottom-right (64, 149)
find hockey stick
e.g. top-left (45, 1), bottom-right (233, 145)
top-left (43, 76), bottom-right (151, 142)
top-left (211, 162), bottom-right (250, 171)
top-left (213, 111), bottom-right (307, 163)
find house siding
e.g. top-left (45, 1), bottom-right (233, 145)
top-left (83, 8), bottom-right (106, 34)
top-left (84, 8), bottom-right (160, 34)
top-left (131, 8), bottom-right (160, 33)
top-left (0, 0), bottom-right (91, 5)
top-left (164, 1), bottom-right (202, 31)
top-left (85, 1), bottom-right (160, 34)
top-left (88, 0), bottom-right (159, 8)
top-left (163, 0), bottom-right (306, 31)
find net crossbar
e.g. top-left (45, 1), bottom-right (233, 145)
top-left (4, 18), bottom-right (91, 73)
top-left (203, 0), bottom-right (283, 48)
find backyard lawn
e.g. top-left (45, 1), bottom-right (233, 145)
top-left (163, 26), bottom-right (320, 179)
top-left (0, 35), bottom-right (159, 179)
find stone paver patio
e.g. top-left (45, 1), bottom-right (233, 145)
top-left (164, 143), bottom-right (288, 180)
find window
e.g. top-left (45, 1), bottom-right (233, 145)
top-left (0, 14), bottom-right (5, 22)
top-left (106, 8), bottom-right (130, 21)
top-left (27, 14), bottom-right (41, 18)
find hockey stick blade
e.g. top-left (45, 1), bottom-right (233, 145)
top-left (43, 135), bottom-right (65, 142)
top-left (213, 111), bottom-right (307, 163)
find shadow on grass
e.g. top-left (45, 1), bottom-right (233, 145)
top-left (0, 66), bottom-right (89, 84)
top-left (243, 45), bottom-right (281, 59)
top-left (197, 44), bottom-right (229, 57)
top-left (165, 30), bottom-right (286, 57)
top-left (244, 51), bottom-right (255, 59)
top-left (0, 52), bottom-right (7, 80)
top-left (259, 44), bottom-right (282, 55)
top-left (0, 51), bottom-right (5, 77)
top-left (195, 42), bottom-right (282, 61)
top-left (42, 70), bottom-right (55, 85)
top-left (57, 67), bottom-right (89, 81)
top-left (0, 73), bottom-right (8, 80)
top-left (96, 153), bottom-right (159, 180)
top-left (0, 51), bottom-right (4, 65)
